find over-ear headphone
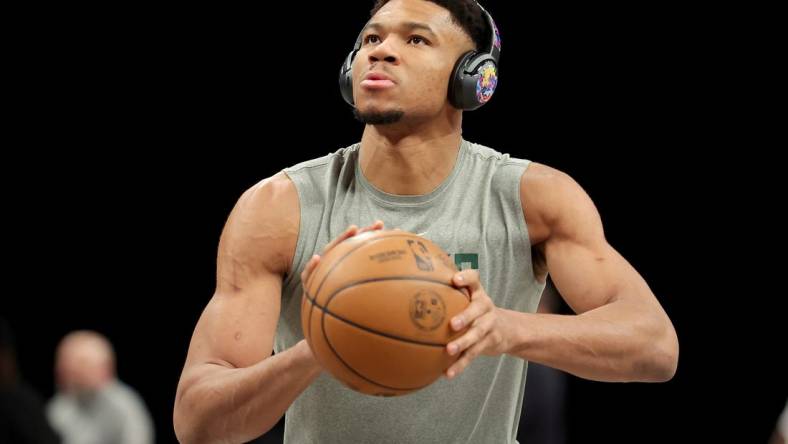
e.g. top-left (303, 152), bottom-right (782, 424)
top-left (339, 0), bottom-right (501, 111)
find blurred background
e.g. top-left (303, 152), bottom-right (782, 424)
top-left (2, 1), bottom-right (783, 443)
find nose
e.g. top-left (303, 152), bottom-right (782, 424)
top-left (367, 37), bottom-right (400, 65)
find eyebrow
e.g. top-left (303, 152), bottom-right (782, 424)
top-left (362, 21), bottom-right (439, 40)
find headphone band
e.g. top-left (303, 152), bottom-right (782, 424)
top-left (473, 0), bottom-right (501, 62)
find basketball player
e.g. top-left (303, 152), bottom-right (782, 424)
top-left (174, 1), bottom-right (679, 442)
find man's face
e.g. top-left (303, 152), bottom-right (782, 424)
top-left (352, 0), bottom-right (475, 122)
top-left (55, 341), bottom-right (110, 395)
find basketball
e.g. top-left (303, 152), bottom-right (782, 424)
top-left (301, 229), bottom-right (470, 397)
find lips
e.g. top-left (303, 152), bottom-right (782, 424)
top-left (360, 71), bottom-right (396, 90)
top-left (364, 72), bottom-right (394, 82)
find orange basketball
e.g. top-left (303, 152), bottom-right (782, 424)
top-left (301, 229), bottom-right (470, 397)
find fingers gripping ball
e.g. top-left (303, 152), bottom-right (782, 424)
top-left (301, 230), bottom-right (470, 397)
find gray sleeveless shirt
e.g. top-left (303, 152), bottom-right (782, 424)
top-left (277, 139), bottom-right (545, 443)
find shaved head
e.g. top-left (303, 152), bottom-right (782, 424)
top-left (55, 330), bottom-right (116, 394)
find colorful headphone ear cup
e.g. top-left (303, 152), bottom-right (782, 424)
top-left (473, 59), bottom-right (498, 105)
top-left (450, 52), bottom-right (498, 111)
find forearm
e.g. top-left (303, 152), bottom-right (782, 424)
top-left (503, 300), bottom-right (678, 382)
top-left (174, 340), bottom-right (322, 444)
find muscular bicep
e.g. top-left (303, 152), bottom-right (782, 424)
top-left (182, 172), bottom-right (299, 371)
top-left (545, 233), bottom-right (653, 315)
top-left (188, 273), bottom-right (283, 370)
top-left (524, 164), bottom-right (658, 314)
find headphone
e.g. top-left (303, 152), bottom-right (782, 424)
top-left (339, 0), bottom-right (501, 111)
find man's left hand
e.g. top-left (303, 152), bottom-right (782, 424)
top-left (445, 269), bottom-right (511, 379)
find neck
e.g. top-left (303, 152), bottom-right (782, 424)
top-left (359, 113), bottom-right (464, 196)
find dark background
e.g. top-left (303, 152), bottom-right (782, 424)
top-left (3, 1), bottom-right (783, 443)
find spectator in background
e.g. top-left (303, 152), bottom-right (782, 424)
top-left (517, 279), bottom-right (569, 444)
top-left (0, 316), bottom-right (61, 443)
top-left (47, 330), bottom-right (154, 444)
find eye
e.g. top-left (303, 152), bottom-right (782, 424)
top-left (364, 34), bottom-right (380, 44)
top-left (408, 35), bottom-right (429, 45)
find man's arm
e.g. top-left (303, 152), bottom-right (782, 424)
top-left (173, 172), bottom-right (322, 444)
top-left (443, 163), bottom-right (678, 383)
top-left (508, 163), bottom-right (679, 382)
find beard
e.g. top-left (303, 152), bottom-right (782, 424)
top-left (353, 107), bottom-right (405, 125)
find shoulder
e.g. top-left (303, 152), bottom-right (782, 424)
top-left (45, 393), bottom-right (71, 420)
top-left (282, 144), bottom-right (361, 202)
top-left (463, 140), bottom-right (532, 193)
top-left (520, 162), bottom-right (603, 246)
top-left (218, 171), bottom-right (300, 282)
top-left (243, 171), bottom-right (299, 208)
top-left (232, 171), bottom-right (300, 229)
top-left (464, 140), bottom-right (530, 166)
top-left (520, 162), bottom-right (578, 204)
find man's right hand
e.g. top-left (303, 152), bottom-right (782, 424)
top-left (300, 220), bottom-right (385, 290)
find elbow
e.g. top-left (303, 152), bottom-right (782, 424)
top-left (174, 402), bottom-right (213, 444)
top-left (173, 416), bottom-right (188, 444)
top-left (173, 383), bottom-right (276, 444)
top-left (650, 345), bottom-right (678, 382)
top-left (173, 386), bottom-right (209, 444)
top-left (173, 398), bottom-right (195, 444)
top-left (644, 325), bottom-right (679, 382)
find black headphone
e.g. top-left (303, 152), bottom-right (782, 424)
top-left (339, 0), bottom-right (501, 111)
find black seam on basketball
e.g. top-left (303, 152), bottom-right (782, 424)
top-left (304, 290), bottom-right (445, 347)
top-left (307, 233), bottom-right (414, 345)
top-left (319, 299), bottom-right (445, 347)
top-left (320, 307), bottom-right (434, 392)
top-left (305, 268), bottom-right (320, 343)
top-left (323, 275), bottom-right (468, 318)
top-left (307, 234), bottom-right (393, 343)
top-left (308, 292), bottom-right (315, 343)
top-left (304, 276), bottom-right (465, 347)
top-left (312, 233), bottom-right (424, 306)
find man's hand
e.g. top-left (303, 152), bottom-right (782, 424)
top-left (445, 269), bottom-right (511, 379)
top-left (300, 220), bottom-right (385, 289)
